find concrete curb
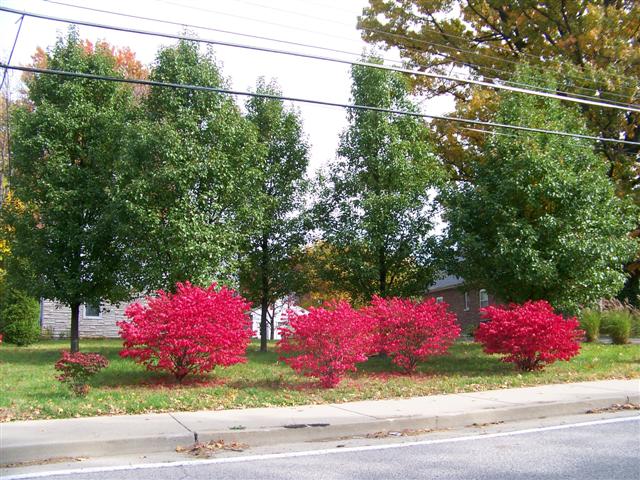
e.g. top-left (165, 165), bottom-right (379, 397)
top-left (195, 393), bottom-right (640, 446)
top-left (2, 380), bottom-right (638, 464)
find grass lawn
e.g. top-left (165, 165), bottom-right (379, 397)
top-left (1, 339), bottom-right (638, 422)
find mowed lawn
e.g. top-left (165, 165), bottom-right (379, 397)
top-left (0, 339), bottom-right (638, 421)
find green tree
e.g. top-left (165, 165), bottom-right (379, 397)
top-left (315, 59), bottom-right (443, 303)
top-left (118, 41), bottom-right (262, 291)
top-left (3, 30), bottom-right (137, 352)
top-left (444, 71), bottom-right (638, 314)
top-left (0, 283), bottom-right (40, 346)
top-left (359, 0), bottom-right (640, 301)
top-left (239, 78), bottom-right (309, 352)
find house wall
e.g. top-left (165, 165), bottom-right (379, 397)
top-left (41, 300), bottom-right (135, 339)
top-left (425, 287), bottom-right (499, 330)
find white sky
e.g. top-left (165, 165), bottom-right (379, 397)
top-left (0, 0), bottom-right (453, 172)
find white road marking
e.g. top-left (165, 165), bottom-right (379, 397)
top-left (3, 415), bottom-right (639, 480)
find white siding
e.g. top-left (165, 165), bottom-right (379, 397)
top-left (41, 299), bottom-right (136, 338)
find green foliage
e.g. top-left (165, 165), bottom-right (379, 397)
top-left (358, 1), bottom-right (640, 204)
top-left (1, 339), bottom-right (638, 421)
top-left (632, 314), bottom-right (640, 338)
top-left (238, 78), bottom-right (309, 349)
top-left (0, 285), bottom-right (40, 346)
top-left (360, 1), bottom-right (640, 310)
top-left (579, 309), bottom-right (601, 343)
top-left (314, 58), bottom-right (444, 302)
top-left (444, 68), bottom-right (639, 315)
top-left (118, 40), bottom-right (263, 290)
top-left (4, 28), bottom-right (136, 309)
top-left (601, 310), bottom-right (632, 345)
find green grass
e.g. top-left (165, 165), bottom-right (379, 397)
top-left (1, 339), bottom-right (638, 422)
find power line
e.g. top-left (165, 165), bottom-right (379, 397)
top-left (233, 0), bottom-right (630, 79)
top-left (2, 6), bottom-right (638, 114)
top-left (362, 27), bottom-right (639, 88)
top-left (38, 0), bottom-right (384, 68)
top-left (177, 0), bottom-right (639, 89)
top-left (0, 14), bottom-right (24, 91)
top-left (37, 0), bottom-right (638, 107)
top-left (3, 63), bottom-right (639, 147)
top-left (152, 0), bottom-right (354, 43)
top-left (229, 0), bottom-right (354, 27)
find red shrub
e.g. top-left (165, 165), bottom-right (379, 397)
top-left (277, 300), bottom-right (376, 388)
top-left (365, 296), bottom-right (461, 373)
top-left (474, 300), bottom-right (583, 371)
top-left (55, 351), bottom-right (109, 396)
top-left (118, 282), bottom-right (252, 382)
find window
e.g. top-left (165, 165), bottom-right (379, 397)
top-left (436, 296), bottom-right (444, 304)
top-left (84, 302), bottom-right (102, 319)
top-left (464, 292), bottom-right (470, 311)
top-left (479, 289), bottom-right (489, 309)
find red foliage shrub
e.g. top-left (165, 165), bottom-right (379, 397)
top-left (277, 300), bottom-right (376, 388)
top-left (474, 300), bottom-right (583, 371)
top-left (365, 296), bottom-right (461, 373)
top-left (55, 351), bottom-right (109, 396)
top-left (118, 282), bottom-right (252, 382)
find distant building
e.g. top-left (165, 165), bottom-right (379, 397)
top-left (41, 296), bottom-right (308, 340)
top-left (40, 299), bottom-right (132, 339)
top-left (424, 275), bottom-right (499, 329)
top-left (249, 299), bottom-right (308, 340)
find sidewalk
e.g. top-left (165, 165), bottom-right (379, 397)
top-left (1, 379), bottom-right (638, 464)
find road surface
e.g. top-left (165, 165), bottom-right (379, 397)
top-left (4, 414), bottom-right (639, 480)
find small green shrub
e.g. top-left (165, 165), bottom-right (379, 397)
top-left (602, 310), bottom-right (632, 345)
top-left (0, 288), bottom-right (41, 346)
top-left (579, 309), bottom-right (601, 343)
top-left (461, 322), bottom-right (479, 337)
top-left (631, 314), bottom-right (640, 338)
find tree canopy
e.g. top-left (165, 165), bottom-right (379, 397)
top-left (359, 1), bottom-right (639, 199)
top-left (3, 30), bottom-right (137, 351)
top-left (239, 78), bottom-right (309, 351)
top-left (117, 40), bottom-right (263, 291)
top-left (314, 58), bottom-right (444, 303)
top-left (359, 1), bottom-right (640, 303)
top-left (443, 69), bottom-right (638, 314)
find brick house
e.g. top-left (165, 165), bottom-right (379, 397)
top-left (425, 275), bottom-right (499, 330)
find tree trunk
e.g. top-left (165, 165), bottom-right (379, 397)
top-left (260, 233), bottom-right (269, 352)
top-left (260, 296), bottom-right (268, 353)
top-left (379, 245), bottom-right (387, 298)
top-left (269, 306), bottom-right (275, 340)
top-left (70, 302), bottom-right (80, 353)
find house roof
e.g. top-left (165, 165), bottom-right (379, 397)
top-left (428, 275), bottom-right (464, 293)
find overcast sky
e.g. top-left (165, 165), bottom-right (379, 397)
top-left (0, 0), bottom-right (453, 172)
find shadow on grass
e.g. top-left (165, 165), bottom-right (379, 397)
top-left (0, 340), bottom-right (124, 366)
top-left (244, 350), bottom-right (281, 365)
top-left (0, 347), bottom-right (61, 366)
top-left (225, 377), bottom-right (319, 392)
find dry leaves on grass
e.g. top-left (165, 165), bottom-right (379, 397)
top-left (341, 427), bottom-right (436, 440)
top-left (1, 457), bottom-right (87, 469)
top-left (586, 403), bottom-right (640, 414)
top-left (0, 408), bottom-right (15, 422)
top-left (176, 440), bottom-right (249, 457)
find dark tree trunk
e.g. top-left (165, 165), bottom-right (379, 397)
top-left (260, 233), bottom-right (269, 353)
top-left (379, 245), bottom-right (387, 298)
top-left (270, 307), bottom-right (275, 340)
top-left (70, 302), bottom-right (80, 353)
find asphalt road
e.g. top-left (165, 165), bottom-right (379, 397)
top-left (5, 416), bottom-right (639, 480)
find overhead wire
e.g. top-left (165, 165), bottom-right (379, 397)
top-left (0, 14), bottom-right (24, 91)
top-left (2, 6), bottom-right (638, 114)
top-left (169, 0), bottom-right (640, 88)
top-left (38, 0), bottom-right (638, 107)
top-left (2, 63), bottom-right (638, 147)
